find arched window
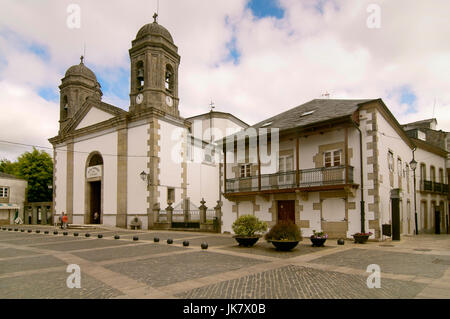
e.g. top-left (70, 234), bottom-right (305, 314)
top-left (89, 153), bottom-right (103, 167)
top-left (165, 64), bottom-right (174, 92)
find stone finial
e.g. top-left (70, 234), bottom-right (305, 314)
top-left (153, 12), bottom-right (158, 23)
top-left (199, 198), bottom-right (207, 210)
top-left (80, 55), bottom-right (84, 64)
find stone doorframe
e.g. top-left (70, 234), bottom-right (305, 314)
top-left (84, 151), bottom-right (104, 225)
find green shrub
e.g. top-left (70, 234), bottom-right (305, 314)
top-left (264, 221), bottom-right (302, 241)
top-left (232, 215), bottom-right (268, 237)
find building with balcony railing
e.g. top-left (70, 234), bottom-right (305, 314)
top-left (219, 99), bottom-right (449, 239)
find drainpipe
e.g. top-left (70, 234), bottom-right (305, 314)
top-left (352, 121), bottom-right (365, 233)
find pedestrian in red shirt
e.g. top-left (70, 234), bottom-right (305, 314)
top-left (62, 214), bottom-right (68, 229)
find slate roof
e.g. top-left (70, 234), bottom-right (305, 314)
top-left (0, 172), bottom-right (24, 180)
top-left (252, 99), bottom-right (376, 131)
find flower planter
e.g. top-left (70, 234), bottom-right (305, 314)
top-left (233, 236), bottom-right (260, 247)
top-left (353, 234), bottom-right (369, 244)
top-left (310, 237), bottom-right (327, 247)
top-left (269, 240), bottom-right (299, 251)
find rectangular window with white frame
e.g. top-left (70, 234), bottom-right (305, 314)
top-left (0, 187), bottom-right (8, 198)
top-left (240, 164), bottom-right (251, 178)
top-left (324, 150), bottom-right (342, 167)
top-left (388, 151), bottom-right (394, 172)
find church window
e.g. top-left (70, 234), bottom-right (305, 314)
top-left (165, 64), bottom-right (174, 92)
top-left (89, 153), bottom-right (103, 166)
top-left (167, 188), bottom-right (175, 204)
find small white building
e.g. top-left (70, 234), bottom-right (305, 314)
top-left (0, 172), bottom-right (27, 225)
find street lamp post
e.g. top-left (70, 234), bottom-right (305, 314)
top-left (410, 154), bottom-right (418, 235)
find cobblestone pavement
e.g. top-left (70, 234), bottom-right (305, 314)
top-left (0, 225), bottom-right (449, 299)
top-left (175, 265), bottom-right (426, 299)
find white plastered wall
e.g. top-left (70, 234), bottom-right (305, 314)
top-left (73, 131), bottom-right (118, 226)
top-left (127, 122), bottom-right (149, 220)
top-left (75, 107), bottom-right (115, 130)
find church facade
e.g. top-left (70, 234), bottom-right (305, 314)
top-left (49, 17), bottom-right (246, 230)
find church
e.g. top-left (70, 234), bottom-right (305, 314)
top-left (50, 15), bottom-right (448, 238)
top-left (49, 15), bottom-right (247, 230)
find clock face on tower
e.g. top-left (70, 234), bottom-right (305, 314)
top-left (165, 95), bottom-right (173, 107)
top-left (136, 93), bottom-right (143, 104)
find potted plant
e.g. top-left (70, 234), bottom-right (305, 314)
top-left (232, 215), bottom-right (268, 247)
top-left (310, 230), bottom-right (328, 247)
top-left (264, 220), bottom-right (302, 251)
top-left (353, 232), bottom-right (373, 244)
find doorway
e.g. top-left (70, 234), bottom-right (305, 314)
top-left (435, 208), bottom-right (440, 235)
top-left (89, 181), bottom-right (101, 224)
top-left (277, 200), bottom-right (295, 223)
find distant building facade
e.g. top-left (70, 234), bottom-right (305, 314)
top-left (0, 172), bottom-right (27, 225)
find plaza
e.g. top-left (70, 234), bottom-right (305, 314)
top-left (0, 225), bottom-right (449, 299)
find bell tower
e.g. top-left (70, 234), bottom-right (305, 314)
top-left (59, 56), bottom-right (102, 132)
top-left (129, 13), bottom-right (180, 117)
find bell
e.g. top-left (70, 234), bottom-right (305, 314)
top-left (137, 68), bottom-right (144, 81)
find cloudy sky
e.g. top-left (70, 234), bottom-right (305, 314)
top-left (0, 0), bottom-right (449, 160)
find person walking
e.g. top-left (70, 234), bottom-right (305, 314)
top-left (59, 212), bottom-right (64, 229)
top-left (62, 213), bottom-right (68, 229)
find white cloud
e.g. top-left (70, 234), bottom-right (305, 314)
top-left (0, 0), bottom-right (449, 161)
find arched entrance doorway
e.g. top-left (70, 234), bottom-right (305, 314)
top-left (85, 152), bottom-right (103, 224)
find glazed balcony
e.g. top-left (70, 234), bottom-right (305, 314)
top-left (225, 165), bottom-right (356, 196)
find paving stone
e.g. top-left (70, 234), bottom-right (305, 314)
top-left (72, 243), bottom-right (184, 262)
top-left (34, 238), bottom-right (133, 252)
top-left (176, 265), bottom-right (427, 299)
top-left (105, 251), bottom-right (267, 287)
top-left (0, 247), bottom-right (42, 258)
top-left (0, 270), bottom-right (122, 299)
top-left (311, 248), bottom-right (450, 278)
top-left (0, 255), bottom-right (67, 275)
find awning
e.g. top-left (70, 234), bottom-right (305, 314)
top-left (0, 203), bottom-right (20, 210)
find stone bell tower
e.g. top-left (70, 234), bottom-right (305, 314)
top-left (59, 57), bottom-right (102, 132)
top-left (129, 13), bottom-right (180, 117)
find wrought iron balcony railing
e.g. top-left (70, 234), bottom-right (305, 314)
top-left (419, 180), bottom-right (449, 194)
top-left (226, 165), bottom-right (354, 194)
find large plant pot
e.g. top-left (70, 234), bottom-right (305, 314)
top-left (353, 235), bottom-right (369, 244)
top-left (310, 237), bottom-right (327, 247)
top-left (269, 240), bottom-right (299, 251)
top-left (233, 236), bottom-right (260, 247)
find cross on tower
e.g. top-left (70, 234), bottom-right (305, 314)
top-left (80, 55), bottom-right (84, 64)
top-left (153, 12), bottom-right (158, 23)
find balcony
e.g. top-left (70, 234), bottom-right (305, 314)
top-left (225, 165), bottom-right (355, 195)
top-left (420, 180), bottom-right (449, 194)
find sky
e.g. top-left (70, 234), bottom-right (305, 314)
top-left (0, 0), bottom-right (449, 160)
